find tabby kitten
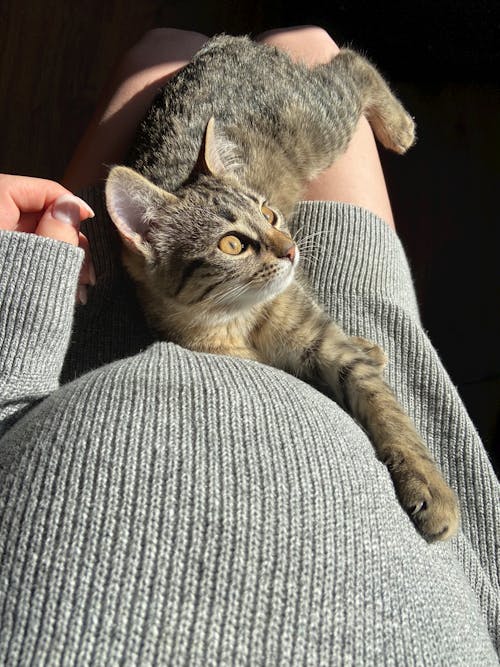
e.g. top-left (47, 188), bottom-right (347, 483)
top-left (105, 35), bottom-right (459, 541)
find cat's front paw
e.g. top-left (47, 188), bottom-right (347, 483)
top-left (388, 456), bottom-right (460, 542)
top-left (350, 336), bottom-right (387, 372)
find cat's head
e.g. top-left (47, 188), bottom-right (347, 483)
top-left (106, 118), bottom-right (299, 317)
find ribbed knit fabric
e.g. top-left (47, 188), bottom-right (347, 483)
top-left (0, 193), bottom-right (498, 666)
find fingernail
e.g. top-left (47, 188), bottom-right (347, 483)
top-left (68, 194), bottom-right (95, 218)
top-left (52, 194), bottom-right (95, 226)
top-left (77, 284), bottom-right (88, 305)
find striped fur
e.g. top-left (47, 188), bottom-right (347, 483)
top-left (106, 36), bottom-right (458, 542)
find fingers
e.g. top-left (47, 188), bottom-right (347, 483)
top-left (76, 232), bottom-right (96, 305)
top-left (0, 174), bottom-right (97, 305)
top-left (35, 193), bottom-right (94, 245)
top-left (35, 193), bottom-right (96, 305)
top-left (0, 173), bottom-right (94, 234)
top-left (0, 174), bottom-right (71, 231)
top-left (78, 232), bottom-right (95, 285)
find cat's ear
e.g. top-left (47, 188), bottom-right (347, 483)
top-left (202, 117), bottom-right (226, 176)
top-left (106, 166), bottom-right (177, 256)
top-left (196, 116), bottom-right (230, 177)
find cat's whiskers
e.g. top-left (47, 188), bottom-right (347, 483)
top-left (296, 244), bottom-right (321, 262)
top-left (294, 230), bottom-right (338, 246)
top-left (210, 264), bottom-right (293, 310)
top-left (291, 224), bottom-right (307, 241)
top-left (211, 280), bottom-right (255, 306)
top-left (298, 254), bottom-right (322, 271)
top-left (297, 241), bottom-right (321, 254)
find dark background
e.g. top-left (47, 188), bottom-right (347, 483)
top-left (1, 1), bottom-right (498, 472)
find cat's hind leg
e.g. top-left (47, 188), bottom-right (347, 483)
top-left (258, 26), bottom-right (396, 225)
top-left (324, 49), bottom-right (416, 154)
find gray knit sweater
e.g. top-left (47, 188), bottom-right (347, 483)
top-left (0, 192), bottom-right (498, 666)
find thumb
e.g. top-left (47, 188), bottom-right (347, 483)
top-left (35, 193), bottom-right (95, 245)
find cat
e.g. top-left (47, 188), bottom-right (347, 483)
top-left (105, 34), bottom-right (459, 542)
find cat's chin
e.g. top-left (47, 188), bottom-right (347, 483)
top-left (227, 267), bottom-right (296, 313)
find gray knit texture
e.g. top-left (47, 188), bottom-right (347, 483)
top-left (0, 193), bottom-right (498, 666)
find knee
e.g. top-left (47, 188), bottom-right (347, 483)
top-left (135, 27), bottom-right (208, 50)
top-left (292, 25), bottom-right (340, 54)
top-left (122, 27), bottom-right (209, 72)
top-left (256, 25), bottom-right (340, 65)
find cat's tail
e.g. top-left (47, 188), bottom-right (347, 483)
top-left (318, 49), bottom-right (416, 154)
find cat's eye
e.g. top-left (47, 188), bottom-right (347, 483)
top-left (218, 234), bottom-right (246, 255)
top-left (261, 205), bottom-right (276, 225)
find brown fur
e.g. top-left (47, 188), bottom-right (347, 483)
top-left (106, 36), bottom-right (459, 541)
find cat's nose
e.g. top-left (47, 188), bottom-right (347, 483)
top-left (279, 242), bottom-right (296, 263)
top-left (284, 244), bottom-right (296, 263)
top-left (271, 230), bottom-right (297, 264)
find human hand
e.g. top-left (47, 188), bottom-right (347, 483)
top-left (0, 174), bottom-right (95, 303)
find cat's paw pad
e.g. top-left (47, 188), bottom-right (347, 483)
top-left (397, 465), bottom-right (460, 542)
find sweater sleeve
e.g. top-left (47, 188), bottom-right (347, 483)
top-left (291, 200), bottom-right (500, 650)
top-left (57, 190), bottom-right (499, 650)
top-left (4, 189), bottom-right (495, 655)
top-left (0, 231), bottom-right (84, 436)
top-left (291, 200), bottom-right (421, 321)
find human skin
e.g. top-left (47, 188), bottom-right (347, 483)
top-left (0, 173), bottom-right (95, 301)
top-left (63, 26), bottom-right (395, 228)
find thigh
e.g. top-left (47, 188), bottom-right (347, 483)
top-left (63, 28), bottom-right (208, 191)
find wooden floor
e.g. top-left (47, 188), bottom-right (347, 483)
top-left (1, 1), bottom-right (498, 471)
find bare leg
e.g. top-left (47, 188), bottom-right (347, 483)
top-left (256, 26), bottom-right (395, 228)
top-left (65, 26), bottom-right (395, 228)
top-left (63, 29), bottom-right (208, 191)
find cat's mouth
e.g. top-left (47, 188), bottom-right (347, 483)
top-left (257, 262), bottom-right (296, 301)
top-left (212, 255), bottom-right (298, 312)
